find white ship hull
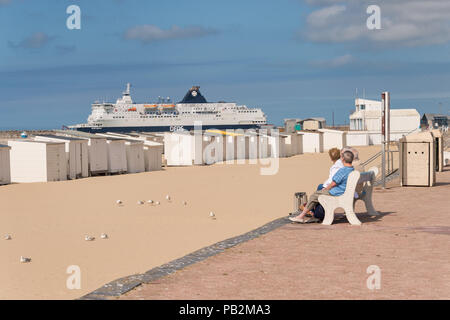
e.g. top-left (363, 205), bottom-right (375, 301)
top-left (69, 85), bottom-right (267, 133)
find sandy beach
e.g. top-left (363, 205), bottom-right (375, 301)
top-left (0, 146), bottom-right (380, 299)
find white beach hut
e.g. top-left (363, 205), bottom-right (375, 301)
top-left (34, 135), bottom-right (89, 179)
top-left (143, 141), bottom-right (163, 171)
top-left (265, 134), bottom-right (286, 158)
top-left (8, 140), bottom-right (67, 183)
top-left (54, 130), bottom-right (108, 175)
top-left (164, 132), bottom-right (212, 166)
top-left (203, 132), bottom-right (227, 164)
top-left (298, 131), bottom-right (324, 153)
top-left (0, 144), bottom-right (11, 185)
top-left (318, 129), bottom-right (347, 151)
top-left (346, 131), bottom-right (370, 146)
top-left (124, 140), bottom-right (145, 173)
top-left (164, 132), bottom-right (195, 166)
top-left (98, 132), bottom-right (163, 172)
top-left (284, 133), bottom-right (303, 156)
top-left (106, 138), bottom-right (127, 174)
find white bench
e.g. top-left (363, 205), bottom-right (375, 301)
top-left (318, 167), bottom-right (379, 226)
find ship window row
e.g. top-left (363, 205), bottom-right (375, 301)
top-left (238, 110), bottom-right (258, 113)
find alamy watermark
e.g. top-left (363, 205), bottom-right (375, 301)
top-left (166, 122), bottom-right (280, 175)
top-left (66, 265), bottom-right (81, 290)
top-left (66, 5), bottom-right (81, 30)
top-left (367, 5), bottom-right (381, 30)
top-left (366, 265), bottom-right (381, 290)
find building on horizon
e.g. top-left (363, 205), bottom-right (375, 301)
top-left (421, 113), bottom-right (449, 130)
top-left (349, 98), bottom-right (420, 144)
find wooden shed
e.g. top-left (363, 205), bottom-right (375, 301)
top-left (0, 144), bottom-right (11, 185)
top-left (34, 135), bottom-right (89, 179)
top-left (318, 129), bottom-right (347, 151)
top-left (399, 132), bottom-right (436, 187)
top-left (8, 140), bottom-right (67, 183)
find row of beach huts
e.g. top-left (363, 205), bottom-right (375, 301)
top-left (0, 128), bottom-right (361, 185)
top-left (0, 131), bottom-right (164, 184)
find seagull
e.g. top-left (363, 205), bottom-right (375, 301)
top-left (116, 200), bottom-right (123, 205)
top-left (20, 256), bottom-right (31, 263)
top-left (147, 200), bottom-right (154, 205)
top-left (182, 201), bottom-right (187, 206)
top-left (85, 235), bottom-right (95, 241)
top-left (137, 200), bottom-right (144, 205)
top-left (209, 211), bottom-right (216, 219)
top-left (155, 201), bottom-right (160, 205)
top-left (166, 195), bottom-right (171, 202)
top-left (100, 233), bottom-right (108, 239)
top-left (4, 235), bottom-right (12, 240)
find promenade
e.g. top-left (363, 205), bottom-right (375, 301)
top-left (120, 169), bottom-right (450, 300)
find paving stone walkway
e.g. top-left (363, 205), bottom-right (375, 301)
top-left (101, 169), bottom-right (449, 300)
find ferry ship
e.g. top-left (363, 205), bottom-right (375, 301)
top-left (69, 84), bottom-right (267, 133)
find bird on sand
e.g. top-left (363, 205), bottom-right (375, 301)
top-left (20, 256), bottom-right (31, 263)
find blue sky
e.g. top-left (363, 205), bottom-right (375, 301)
top-left (1, 0), bottom-right (450, 129)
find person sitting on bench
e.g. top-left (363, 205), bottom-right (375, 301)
top-left (290, 150), bottom-right (354, 224)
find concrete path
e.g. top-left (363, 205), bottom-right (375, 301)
top-left (119, 169), bottom-right (450, 300)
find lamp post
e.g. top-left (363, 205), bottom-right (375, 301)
top-left (381, 92), bottom-right (390, 189)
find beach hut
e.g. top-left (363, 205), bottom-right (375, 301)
top-left (164, 132), bottom-right (195, 166)
top-left (0, 144), bottom-right (11, 185)
top-left (99, 132), bottom-right (163, 172)
top-left (399, 132), bottom-right (436, 187)
top-left (265, 134), bottom-right (286, 158)
top-left (105, 138), bottom-right (127, 174)
top-left (124, 140), bottom-right (145, 173)
top-left (34, 135), bottom-right (89, 179)
top-left (431, 129), bottom-right (444, 172)
top-left (298, 131), bottom-right (323, 153)
top-left (143, 141), bottom-right (163, 171)
top-left (85, 137), bottom-right (108, 175)
top-left (284, 133), bottom-right (303, 156)
top-left (203, 132), bottom-right (227, 164)
top-left (54, 130), bottom-right (108, 175)
top-left (318, 129), bottom-right (347, 151)
top-left (346, 131), bottom-right (370, 146)
top-left (8, 140), bottom-right (67, 183)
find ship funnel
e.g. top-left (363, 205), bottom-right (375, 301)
top-left (179, 86), bottom-right (207, 104)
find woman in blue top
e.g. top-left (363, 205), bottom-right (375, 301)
top-left (290, 150), bottom-right (354, 224)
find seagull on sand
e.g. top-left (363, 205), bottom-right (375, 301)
top-left (166, 195), bottom-right (171, 202)
top-left (155, 201), bottom-right (160, 205)
top-left (100, 233), bottom-right (108, 239)
top-left (20, 256), bottom-right (31, 263)
top-left (137, 200), bottom-right (144, 205)
top-left (4, 235), bottom-right (12, 240)
top-left (147, 200), bottom-right (154, 205)
top-left (209, 211), bottom-right (216, 219)
top-left (116, 200), bottom-right (123, 205)
top-left (182, 201), bottom-right (187, 206)
top-left (85, 235), bottom-right (95, 241)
